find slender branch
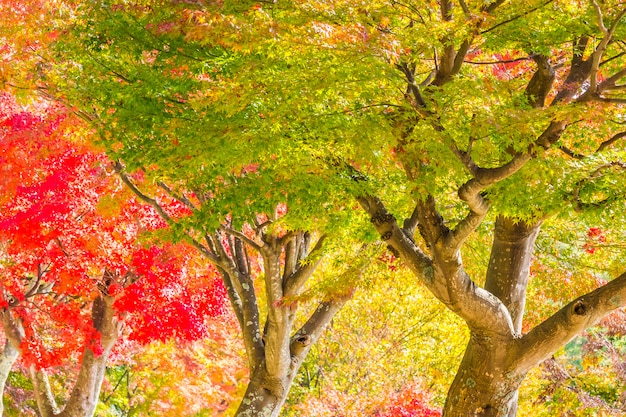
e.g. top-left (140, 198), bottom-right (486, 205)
top-left (114, 161), bottom-right (171, 222)
top-left (464, 56), bottom-right (531, 65)
top-left (156, 181), bottom-right (198, 211)
top-left (114, 161), bottom-right (219, 263)
top-left (588, 5), bottom-right (626, 93)
top-left (559, 131), bottom-right (626, 159)
top-left (283, 235), bottom-right (327, 298)
top-left (573, 161), bottom-right (626, 211)
top-left (598, 131), bottom-right (626, 152)
top-left (600, 67), bottom-right (626, 92)
top-left (481, 0), bottom-right (554, 34)
top-left (402, 204), bottom-right (420, 240)
top-left (458, 0), bottom-right (470, 16)
top-left (220, 225), bottom-right (263, 252)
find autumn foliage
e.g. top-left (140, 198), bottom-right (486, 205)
top-left (0, 92), bottom-right (225, 369)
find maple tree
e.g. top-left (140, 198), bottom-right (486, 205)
top-left (0, 93), bottom-right (225, 417)
top-left (4, 0), bottom-right (626, 416)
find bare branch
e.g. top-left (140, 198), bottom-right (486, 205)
top-left (481, 0), bottom-right (554, 34)
top-left (114, 161), bottom-right (172, 222)
top-left (114, 161), bottom-right (219, 264)
top-left (458, 0), bottom-right (470, 16)
top-left (598, 131), bottom-right (626, 152)
top-left (559, 131), bottom-right (626, 159)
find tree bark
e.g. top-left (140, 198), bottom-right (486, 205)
top-left (0, 339), bottom-right (20, 417)
top-left (233, 297), bottom-right (348, 417)
top-left (442, 217), bottom-right (540, 416)
top-left (443, 335), bottom-right (525, 417)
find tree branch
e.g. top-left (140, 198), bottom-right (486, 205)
top-left (114, 161), bottom-right (220, 264)
top-left (559, 131), bottom-right (626, 159)
top-left (525, 54), bottom-right (556, 108)
top-left (283, 235), bottom-right (327, 298)
top-left (588, 4), bottom-right (626, 94)
top-left (290, 295), bottom-right (351, 360)
top-left (220, 225), bottom-right (263, 252)
top-left (481, 0), bottom-right (554, 34)
top-left (29, 366), bottom-right (60, 417)
top-left (449, 153), bottom-right (532, 249)
top-left (156, 181), bottom-right (198, 211)
top-left (514, 270), bottom-right (626, 372)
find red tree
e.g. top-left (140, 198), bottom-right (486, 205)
top-left (0, 93), bottom-right (225, 417)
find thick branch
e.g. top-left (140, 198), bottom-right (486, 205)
top-left (211, 233), bottom-right (264, 370)
top-left (0, 309), bottom-right (24, 351)
top-left (359, 195), bottom-right (515, 335)
top-left (514, 270), bottom-right (626, 372)
top-left (525, 54), bottom-right (555, 108)
top-left (30, 367), bottom-right (60, 417)
top-left (484, 217), bottom-right (541, 333)
top-left (0, 339), bottom-right (19, 417)
top-left (553, 37), bottom-right (593, 104)
top-left (588, 4), bottom-right (626, 93)
top-left (449, 153), bottom-right (532, 249)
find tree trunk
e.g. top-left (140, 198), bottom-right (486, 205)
top-left (31, 294), bottom-right (121, 417)
top-left (0, 339), bottom-right (20, 417)
top-left (234, 363), bottom-right (294, 417)
top-left (444, 217), bottom-right (540, 417)
top-left (443, 335), bottom-right (525, 417)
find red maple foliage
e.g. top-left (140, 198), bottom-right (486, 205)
top-left (0, 93), bottom-right (225, 368)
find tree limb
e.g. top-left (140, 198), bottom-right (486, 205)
top-left (114, 161), bottom-right (220, 264)
top-left (290, 295), bottom-right (351, 360)
top-left (156, 181), bottom-right (198, 211)
top-left (514, 270), bottom-right (626, 372)
top-left (220, 225), bottom-right (263, 252)
top-left (588, 4), bottom-right (626, 94)
top-left (525, 54), bottom-right (555, 108)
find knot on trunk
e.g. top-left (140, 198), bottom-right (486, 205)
top-left (291, 334), bottom-right (312, 358)
top-left (573, 300), bottom-right (588, 316)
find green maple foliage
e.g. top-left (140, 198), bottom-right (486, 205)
top-left (4, 0), bottom-right (626, 415)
